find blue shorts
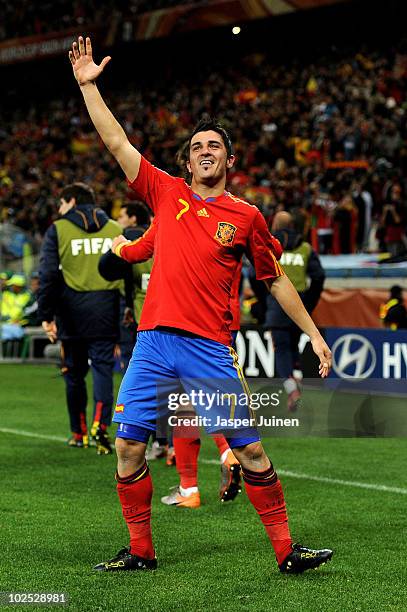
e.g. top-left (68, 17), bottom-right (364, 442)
top-left (114, 330), bottom-right (259, 447)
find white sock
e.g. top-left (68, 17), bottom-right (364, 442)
top-left (180, 485), bottom-right (198, 496)
top-left (283, 377), bottom-right (297, 394)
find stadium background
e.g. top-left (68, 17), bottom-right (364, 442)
top-left (1, 0), bottom-right (406, 610)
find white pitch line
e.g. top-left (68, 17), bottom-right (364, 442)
top-left (199, 459), bottom-right (407, 495)
top-left (0, 427), bottom-right (66, 443)
top-left (276, 469), bottom-right (407, 495)
top-left (1, 427), bottom-right (406, 495)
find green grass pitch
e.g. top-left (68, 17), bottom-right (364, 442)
top-left (0, 364), bottom-right (406, 611)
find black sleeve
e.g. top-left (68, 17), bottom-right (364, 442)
top-left (98, 250), bottom-right (130, 281)
top-left (37, 224), bottom-right (61, 322)
top-left (303, 250), bottom-right (325, 313)
top-left (98, 225), bottom-right (145, 281)
top-left (248, 264), bottom-right (269, 324)
top-left (98, 227), bottom-right (145, 309)
top-left (385, 304), bottom-right (407, 328)
top-left (98, 252), bottom-right (134, 310)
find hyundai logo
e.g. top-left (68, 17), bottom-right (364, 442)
top-left (332, 334), bottom-right (376, 379)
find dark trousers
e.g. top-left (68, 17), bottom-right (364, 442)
top-left (61, 338), bottom-right (115, 434)
top-left (271, 327), bottom-right (302, 379)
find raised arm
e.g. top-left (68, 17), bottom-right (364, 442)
top-left (69, 36), bottom-right (140, 182)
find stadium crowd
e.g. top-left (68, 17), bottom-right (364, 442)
top-left (0, 0), bottom-right (206, 42)
top-left (1, 43), bottom-right (407, 255)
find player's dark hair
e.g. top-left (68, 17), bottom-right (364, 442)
top-left (188, 116), bottom-right (234, 158)
top-left (121, 202), bottom-right (150, 226)
top-left (60, 182), bottom-right (96, 206)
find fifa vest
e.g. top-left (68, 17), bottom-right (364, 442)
top-left (279, 241), bottom-right (311, 292)
top-left (132, 259), bottom-right (153, 322)
top-left (55, 219), bottom-right (123, 292)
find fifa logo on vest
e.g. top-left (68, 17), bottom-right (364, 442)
top-left (280, 252), bottom-right (305, 266)
top-left (71, 238), bottom-right (113, 256)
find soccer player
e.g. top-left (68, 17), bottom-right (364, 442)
top-left (115, 220), bottom-right (283, 506)
top-left (99, 201), bottom-right (152, 372)
top-left (69, 36), bottom-right (333, 574)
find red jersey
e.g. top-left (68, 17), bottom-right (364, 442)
top-left (119, 220), bottom-right (245, 330)
top-left (120, 219), bottom-right (156, 263)
top-left (118, 223), bottom-right (282, 332)
top-left (117, 156), bottom-right (283, 345)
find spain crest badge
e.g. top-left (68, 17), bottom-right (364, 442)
top-left (215, 222), bottom-right (237, 247)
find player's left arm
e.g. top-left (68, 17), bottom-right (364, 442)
top-left (246, 210), bottom-right (331, 377)
top-left (112, 221), bottom-right (156, 261)
top-left (270, 274), bottom-right (331, 377)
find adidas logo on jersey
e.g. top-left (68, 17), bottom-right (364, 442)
top-left (197, 208), bottom-right (210, 217)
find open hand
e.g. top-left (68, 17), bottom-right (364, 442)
top-left (42, 320), bottom-right (57, 343)
top-left (122, 307), bottom-right (135, 327)
top-left (311, 334), bottom-right (332, 378)
top-left (69, 36), bottom-right (111, 86)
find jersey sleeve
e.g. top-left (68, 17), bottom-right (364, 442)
top-left (126, 156), bottom-right (176, 213)
top-left (245, 210), bottom-right (284, 282)
top-left (115, 221), bottom-right (157, 263)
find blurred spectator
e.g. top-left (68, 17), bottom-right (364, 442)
top-left (333, 194), bottom-right (358, 254)
top-left (311, 187), bottom-right (336, 254)
top-left (379, 199), bottom-right (406, 256)
top-left (352, 180), bottom-right (373, 251)
top-left (29, 270), bottom-right (40, 295)
top-left (24, 271), bottom-right (41, 325)
top-left (0, 274), bottom-right (31, 340)
top-left (379, 285), bottom-right (407, 329)
top-left (0, 0), bottom-right (203, 43)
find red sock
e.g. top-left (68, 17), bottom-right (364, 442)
top-left (212, 434), bottom-right (230, 457)
top-left (79, 412), bottom-right (88, 435)
top-left (243, 463), bottom-right (292, 565)
top-left (173, 436), bottom-right (200, 489)
top-left (116, 462), bottom-right (154, 560)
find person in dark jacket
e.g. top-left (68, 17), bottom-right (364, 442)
top-left (379, 285), bottom-right (407, 330)
top-left (265, 211), bottom-right (325, 411)
top-left (98, 202), bottom-right (152, 371)
top-left (38, 182), bottom-right (122, 454)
